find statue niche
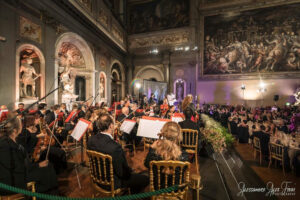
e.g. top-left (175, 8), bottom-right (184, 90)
top-left (19, 49), bottom-right (41, 99)
top-left (58, 42), bottom-right (85, 100)
top-left (99, 72), bottom-right (106, 100)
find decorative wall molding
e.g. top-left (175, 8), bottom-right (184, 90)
top-left (98, 8), bottom-right (109, 29)
top-left (68, 0), bottom-right (126, 52)
top-left (128, 27), bottom-right (194, 49)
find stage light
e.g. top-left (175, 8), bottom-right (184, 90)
top-left (259, 82), bottom-right (265, 88)
top-left (149, 49), bottom-right (159, 54)
top-left (135, 82), bottom-right (141, 89)
top-left (193, 46), bottom-right (198, 50)
top-left (241, 84), bottom-right (246, 90)
top-left (286, 102), bottom-right (290, 106)
top-left (184, 46), bottom-right (190, 51)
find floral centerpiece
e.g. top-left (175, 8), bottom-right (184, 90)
top-left (201, 114), bottom-right (234, 153)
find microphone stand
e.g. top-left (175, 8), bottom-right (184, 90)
top-left (0, 85), bottom-right (61, 128)
top-left (90, 91), bottom-right (100, 107)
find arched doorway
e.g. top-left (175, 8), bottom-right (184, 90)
top-left (55, 32), bottom-right (95, 104)
top-left (15, 44), bottom-right (45, 105)
top-left (174, 79), bottom-right (186, 102)
top-left (133, 65), bottom-right (165, 98)
top-left (110, 60), bottom-right (125, 104)
top-left (111, 63), bottom-right (122, 104)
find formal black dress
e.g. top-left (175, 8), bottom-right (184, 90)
top-left (0, 137), bottom-right (57, 195)
top-left (144, 148), bottom-right (189, 190)
top-left (179, 119), bottom-right (202, 150)
top-left (87, 133), bottom-right (148, 193)
top-left (16, 128), bottom-right (38, 156)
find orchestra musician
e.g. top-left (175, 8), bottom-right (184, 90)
top-left (160, 98), bottom-right (169, 117)
top-left (16, 115), bottom-right (45, 156)
top-left (0, 113), bottom-right (58, 194)
top-left (165, 105), bottom-right (176, 119)
top-left (87, 114), bottom-right (149, 194)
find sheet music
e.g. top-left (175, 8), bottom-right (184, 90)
top-left (120, 119), bottom-right (136, 134)
top-left (172, 117), bottom-right (184, 123)
top-left (137, 119), bottom-right (168, 139)
top-left (71, 118), bottom-right (91, 141)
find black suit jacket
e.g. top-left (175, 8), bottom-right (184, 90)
top-left (179, 119), bottom-right (200, 133)
top-left (45, 112), bottom-right (63, 127)
top-left (87, 133), bottom-right (131, 188)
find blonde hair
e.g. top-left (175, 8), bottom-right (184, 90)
top-left (182, 95), bottom-right (193, 111)
top-left (153, 122), bottom-right (182, 161)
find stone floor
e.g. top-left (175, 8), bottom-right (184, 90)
top-left (55, 141), bottom-right (299, 200)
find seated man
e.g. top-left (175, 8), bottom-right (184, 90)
top-left (87, 114), bottom-right (148, 193)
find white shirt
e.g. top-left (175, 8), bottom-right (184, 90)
top-left (101, 132), bottom-right (113, 140)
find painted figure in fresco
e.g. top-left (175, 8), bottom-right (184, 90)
top-left (250, 42), bottom-right (266, 72)
top-left (264, 34), bottom-right (287, 71)
top-left (20, 58), bottom-right (41, 97)
top-left (204, 5), bottom-right (300, 74)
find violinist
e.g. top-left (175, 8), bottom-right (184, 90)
top-left (117, 107), bottom-right (135, 152)
top-left (0, 113), bottom-right (58, 195)
top-left (16, 115), bottom-right (45, 156)
top-left (16, 103), bottom-right (26, 115)
top-left (160, 98), bottom-right (169, 116)
top-left (60, 103), bottom-right (69, 117)
top-left (37, 103), bottom-right (48, 118)
top-left (45, 104), bottom-right (66, 144)
top-left (165, 105), bottom-right (176, 119)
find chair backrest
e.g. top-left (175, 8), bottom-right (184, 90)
top-left (253, 137), bottom-right (261, 151)
top-left (149, 160), bottom-right (190, 199)
top-left (269, 143), bottom-right (284, 160)
top-left (181, 129), bottom-right (198, 151)
top-left (86, 150), bottom-right (115, 194)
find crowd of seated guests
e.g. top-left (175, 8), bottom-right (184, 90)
top-left (200, 104), bottom-right (300, 176)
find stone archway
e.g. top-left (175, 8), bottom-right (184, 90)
top-left (54, 32), bottom-right (95, 104)
top-left (110, 60), bottom-right (125, 102)
top-left (135, 65), bottom-right (164, 82)
top-left (133, 65), bottom-right (164, 98)
top-left (15, 44), bottom-right (45, 105)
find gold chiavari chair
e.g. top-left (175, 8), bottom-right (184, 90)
top-left (253, 137), bottom-right (262, 165)
top-left (0, 182), bottom-right (36, 200)
top-left (86, 150), bottom-right (130, 197)
top-left (180, 129), bottom-right (199, 173)
top-left (149, 160), bottom-right (190, 200)
top-left (268, 143), bottom-right (285, 176)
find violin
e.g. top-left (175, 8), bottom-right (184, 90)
top-left (32, 117), bottom-right (55, 162)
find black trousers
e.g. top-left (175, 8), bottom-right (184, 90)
top-left (122, 173), bottom-right (149, 194)
top-left (40, 146), bottom-right (67, 173)
top-left (27, 163), bottom-right (58, 193)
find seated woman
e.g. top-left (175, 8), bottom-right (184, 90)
top-left (16, 115), bottom-right (45, 156)
top-left (144, 121), bottom-right (189, 168)
top-left (0, 113), bottom-right (58, 195)
top-left (144, 122), bottom-right (189, 190)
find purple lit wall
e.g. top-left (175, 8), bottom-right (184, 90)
top-left (197, 79), bottom-right (300, 107)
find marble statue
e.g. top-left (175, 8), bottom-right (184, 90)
top-left (59, 50), bottom-right (77, 98)
top-left (20, 58), bottom-right (41, 97)
top-left (99, 73), bottom-right (105, 99)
